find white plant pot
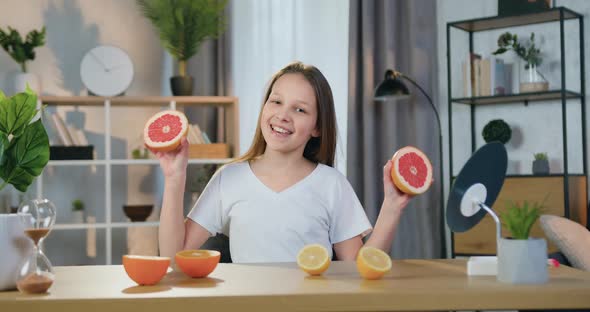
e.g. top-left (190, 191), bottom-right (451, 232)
top-left (14, 72), bottom-right (41, 94)
top-left (0, 214), bottom-right (33, 290)
top-left (71, 210), bottom-right (84, 224)
top-left (498, 237), bottom-right (548, 284)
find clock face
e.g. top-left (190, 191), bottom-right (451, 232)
top-left (80, 45), bottom-right (134, 96)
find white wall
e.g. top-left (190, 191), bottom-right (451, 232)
top-left (231, 0), bottom-right (350, 173)
top-left (437, 0), bottom-right (590, 178)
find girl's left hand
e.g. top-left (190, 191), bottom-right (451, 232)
top-left (383, 160), bottom-right (412, 213)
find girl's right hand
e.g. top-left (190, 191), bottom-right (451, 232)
top-left (150, 138), bottom-right (189, 179)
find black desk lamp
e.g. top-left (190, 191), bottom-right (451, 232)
top-left (374, 69), bottom-right (446, 258)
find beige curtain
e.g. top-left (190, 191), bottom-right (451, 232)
top-left (347, 0), bottom-right (443, 258)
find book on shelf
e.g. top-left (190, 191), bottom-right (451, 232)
top-left (463, 54), bottom-right (513, 97)
top-left (186, 123), bottom-right (212, 145)
top-left (51, 113), bottom-right (74, 146)
top-left (49, 112), bottom-right (91, 147)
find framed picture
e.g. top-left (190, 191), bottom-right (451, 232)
top-left (498, 0), bottom-right (553, 16)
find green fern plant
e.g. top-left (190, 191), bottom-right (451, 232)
top-left (534, 152), bottom-right (548, 161)
top-left (136, 0), bottom-right (228, 77)
top-left (501, 197), bottom-right (546, 239)
top-left (0, 26), bottom-right (46, 73)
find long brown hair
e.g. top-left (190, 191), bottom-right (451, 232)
top-left (234, 61), bottom-right (337, 167)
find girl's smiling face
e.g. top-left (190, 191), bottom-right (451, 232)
top-left (260, 73), bottom-right (320, 155)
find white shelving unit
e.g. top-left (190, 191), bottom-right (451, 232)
top-left (35, 96), bottom-right (239, 265)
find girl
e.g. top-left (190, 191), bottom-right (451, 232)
top-left (156, 61), bottom-right (411, 263)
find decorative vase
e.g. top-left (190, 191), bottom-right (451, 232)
top-left (14, 72), bottom-right (41, 94)
top-left (71, 210), bottom-right (84, 224)
top-left (498, 237), bottom-right (548, 284)
top-left (170, 76), bottom-right (194, 96)
top-left (532, 159), bottom-right (550, 175)
top-left (519, 64), bottom-right (548, 93)
top-left (0, 214), bottom-right (33, 290)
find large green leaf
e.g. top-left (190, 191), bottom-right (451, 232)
top-left (0, 120), bottom-right (49, 192)
top-left (0, 88), bottom-right (37, 137)
top-left (0, 132), bottom-right (6, 166)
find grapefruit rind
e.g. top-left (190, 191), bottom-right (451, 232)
top-left (175, 250), bottom-right (221, 278)
top-left (391, 146), bottom-right (433, 195)
top-left (122, 255), bottom-right (170, 286)
top-left (143, 110), bottom-right (189, 152)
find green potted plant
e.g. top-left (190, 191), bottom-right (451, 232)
top-left (0, 87), bottom-right (50, 192)
top-left (482, 119), bottom-right (512, 144)
top-left (532, 152), bottom-right (549, 175)
top-left (0, 87), bottom-right (49, 291)
top-left (136, 0), bottom-right (228, 95)
top-left (498, 198), bottom-right (547, 284)
top-left (71, 199), bottom-right (85, 224)
top-left (493, 31), bottom-right (548, 93)
top-left (0, 26), bottom-right (46, 93)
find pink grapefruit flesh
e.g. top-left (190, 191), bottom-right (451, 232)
top-left (391, 146), bottom-right (433, 195)
top-left (144, 110), bottom-right (189, 152)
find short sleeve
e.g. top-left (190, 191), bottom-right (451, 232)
top-left (187, 168), bottom-right (225, 236)
top-left (328, 173), bottom-right (373, 244)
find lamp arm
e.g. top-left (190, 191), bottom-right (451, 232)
top-left (397, 72), bottom-right (447, 257)
top-left (399, 74), bottom-right (442, 131)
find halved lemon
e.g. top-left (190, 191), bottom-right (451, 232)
top-left (297, 244), bottom-right (331, 276)
top-left (356, 246), bottom-right (392, 280)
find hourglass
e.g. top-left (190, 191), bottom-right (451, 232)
top-left (16, 198), bottom-right (56, 294)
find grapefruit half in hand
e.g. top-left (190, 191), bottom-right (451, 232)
top-left (144, 110), bottom-right (189, 152)
top-left (391, 146), bottom-right (433, 195)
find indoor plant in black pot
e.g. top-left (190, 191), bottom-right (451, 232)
top-left (137, 0), bottom-right (228, 95)
top-left (498, 198), bottom-right (547, 284)
top-left (532, 152), bottom-right (549, 175)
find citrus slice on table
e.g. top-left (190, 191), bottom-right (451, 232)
top-left (175, 250), bottom-right (221, 278)
top-left (391, 146), bottom-right (433, 195)
top-left (297, 244), bottom-right (331, 276)
top-left (143, 110), bottom-right (189, 152)
top-left (122, 255), bottom-right (170, 285)
top-left (356, 246), bottom-right (392, 280)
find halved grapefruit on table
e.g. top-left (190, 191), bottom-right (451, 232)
top-left (143, 110), bottom-right (189, 152)
top-left (175, 250), bottom-right (221, 278)
top-left (122, 255), bottom-right (170, 286)
top-left (390, 146), bottom-right (433, 195)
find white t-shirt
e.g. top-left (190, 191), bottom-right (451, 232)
top-left (187, 161), bottom-right (372, 263)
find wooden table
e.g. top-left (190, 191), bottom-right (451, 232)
top-left (1, 260), bottom-right (590, 311)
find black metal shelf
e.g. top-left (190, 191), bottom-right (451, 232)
top-left (452, 90), bottom-right (582, 105)
top-left (446, 6), bottom-right (588, 256)
top-left (449, 7), bottom-right (582, 32)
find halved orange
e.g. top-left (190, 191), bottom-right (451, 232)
top-left (297, 244), bottom-right (331, 276)
top-left (175, 250), bottom-right (221, 278)
top-left (122, 255), bottom-right (170, 285)
top-left (356, 246), bottom-right (392, 280)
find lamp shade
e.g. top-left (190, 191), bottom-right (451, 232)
top-left (374, 70), bottom-right (410, 100)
